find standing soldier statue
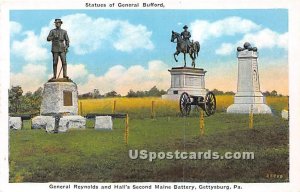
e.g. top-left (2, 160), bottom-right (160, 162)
top-left (47, 19), bottom-right (69, 80)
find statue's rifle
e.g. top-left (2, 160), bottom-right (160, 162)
top-left (57, 64), bottom-right (63, 78)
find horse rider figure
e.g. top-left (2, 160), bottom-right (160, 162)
top-left (181, 25), bottom-right (192, 52)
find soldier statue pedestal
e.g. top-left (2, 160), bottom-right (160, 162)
top-left (31, 18), bottom-right (86, 132)
top-left (40, 81), bottom-right (78, 115)
top-left (33, 78), bottom-right (85, 133)
top-left (162, 67), bottom-right (207, 100)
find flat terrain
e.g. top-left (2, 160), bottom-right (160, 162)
top-left (9, 111), bottom-right (288, 182)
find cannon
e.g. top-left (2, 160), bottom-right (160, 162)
top-left (179, 91), bottom-right (216, 116)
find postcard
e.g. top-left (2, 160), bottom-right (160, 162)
top-left (0, 0), bottom-right (300, 191)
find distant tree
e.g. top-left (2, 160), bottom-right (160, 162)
top-left (25, 91), bottom-right (32, 97)
top-left (136, 91), bottom-right (146, 97)
top-left (93, 89), bottom-right (102, 98)
top-left (212, 89), bottom-right (224, 95)
top-left (9, 86), bottom-right (43, 114)
top-left (127, 89), bottom-right (138, 97)
top-left (159, 89), bottom-right (167, 96)
top-left (224, 91), bottom-right (235, 95)
top-left (105, 90), bottom-right (120, 97)
top-left (79, 92), bottom-right (93, 99)
top-left (263, 91), bottom-right (271, 96)
top-left (148, 86), bottom-right (161, 96)
top-left (263, 90), bottom-right (281, 97)
top-left (126, 86), bottom-right (167, 97)
top-left (270, 90), bottom-right (278, 96)
top-left (9, 86), bottom-right (23, 113)
top-left (30, 87), bottom-right (43, 114)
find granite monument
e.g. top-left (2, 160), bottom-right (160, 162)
top-left (227, 42), bottom-right (272, 114)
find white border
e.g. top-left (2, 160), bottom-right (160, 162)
top-left (1, 0), bottom-right (300, 191)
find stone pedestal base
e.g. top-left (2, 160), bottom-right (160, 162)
top-left (32, 115), bottom-right (86, 133)
top-left (162, 67), bottom-right (207, 100)
top-left (227, 92), bottom-right (272, 114)
top-left (227, 103), bottom-right (272, 114)
top-left (40, 81), bottom-right (78, 115)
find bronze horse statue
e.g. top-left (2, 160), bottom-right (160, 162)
top-left (171, 31), bottom-right (200, 67)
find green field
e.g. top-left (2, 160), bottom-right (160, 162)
top-left (9, 112), bottom-right (288, 182)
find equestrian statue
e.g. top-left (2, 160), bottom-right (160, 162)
top-left (171, 25), bottom-right (200, 67)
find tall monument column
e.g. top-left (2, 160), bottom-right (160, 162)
top-left (227, 42), bottom-right (272, 114)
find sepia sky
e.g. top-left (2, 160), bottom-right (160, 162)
top-left (9, 9), bottom-right (288, 95)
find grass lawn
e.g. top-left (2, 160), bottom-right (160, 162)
top-left (9, 112), bottom-right (288, 183)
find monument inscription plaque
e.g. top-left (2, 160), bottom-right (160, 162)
top-left (63, 91), bottom-right (72, 106)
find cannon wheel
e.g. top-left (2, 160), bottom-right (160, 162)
top-left (204, 92), bottom-right (216, 116)
top-left (179, 92), bottom-right (191, 116)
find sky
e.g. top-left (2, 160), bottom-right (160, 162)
top-left (9, 9), bottom-right (288, 95)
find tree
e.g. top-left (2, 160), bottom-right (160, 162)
top-left (9, 86), bottom-right (23, 113)
top-left (127, 89), bottom-right (138, 97)
top-left (31, 87), bottom-right (43, 114)
top-left (148, 86), bottom-right (161, 96)
top-left (270, 90), bottom-right (278, 96)
top-left (79, 92), bottom-right (93, 99)
top-left (9, 86), bottom-right (43, 114)
top-left (93, 89), bottom-right (102, 98)
top-left (105, 90), bottom-right (120, 97)
top-left (224, 91), bottom-right (235, 95)
top-left (126, 86), bottom-right (167, 97)
top-left (212, 89), bottom-right (224, 95)
top-left (263, 91), bottom-right (271, 96)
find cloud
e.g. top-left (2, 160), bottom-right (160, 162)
top-left (215, 29), bottom-right (288, 56)
top-left (189, 16), bottom-right (287, 56)
top-left (77, 60), bottom-right (169, 95)
top-left (67, 64), bottom-right (89, 82)
top-left (190, 16), bottom-right (261, 43)
top-left (10, 21), bottom-right (22, 35)
top-left (113, 22), bottom-right (154, 52)
top-left (11, 60), bottom-right (170, 96)
top-left (238, 29), bottom-right (288, 50)
top-left (215, 43), bottom-right (235, 55)
top-left (278, 33), bottom-right (288, 50)
top-left (11, 13), bottom-right (154, 70)
top-left (40, 13), bottom-right (154, 55)
top-left (12, 31), bottom-right (49, 62)
top-left (10, 64), bottom-right (48, 92)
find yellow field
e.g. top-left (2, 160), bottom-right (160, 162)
top-left (266, 96), bottom-right (289, 111)
top-left (79, 97), bottom-right (179, 118)
top-left (78, 95), bottom-right (288, 118)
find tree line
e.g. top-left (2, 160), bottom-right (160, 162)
top-left (8, 86), bottom-right (167, 114)
top-left (211, 89), bottom-right (283, 96)
top-left (79, 86), bottom-right (167, 99)
top-left (9, 86), bottom-right (43, 115)
top-left (8, 85), bottom-right (284, 114)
